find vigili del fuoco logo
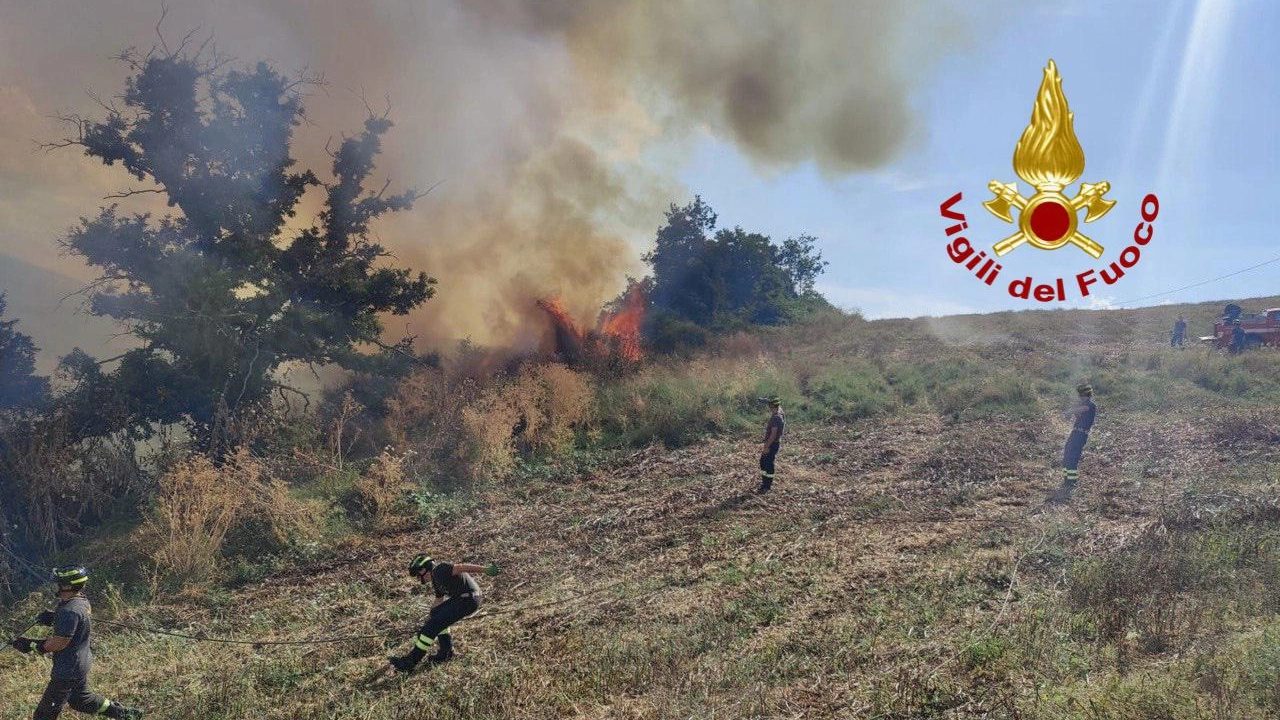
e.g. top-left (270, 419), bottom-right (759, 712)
top-left (940, 59), bottom-right (1160, 302)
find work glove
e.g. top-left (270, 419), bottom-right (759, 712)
top-left (10, 637), bottom-right (37, 654)
top-left (35, 610), bottom-right (55, 626)
top-left (483, 563), bottom-right (501, 577)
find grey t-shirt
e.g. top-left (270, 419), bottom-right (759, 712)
top-left (430, 563), bottom-right (480, 599)
top-left (50, 595), bottom-right (92, 680)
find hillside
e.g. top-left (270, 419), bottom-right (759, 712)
top-left (4, 296), bottom-right (1280, 719)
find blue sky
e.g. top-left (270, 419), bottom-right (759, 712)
top-left (678, 0), bottom-right (1279, 318)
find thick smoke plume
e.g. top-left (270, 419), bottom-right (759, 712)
top-left (474, 0), bottom-right (942, 172)
top-left (0, 0), bottom-right (957, 354)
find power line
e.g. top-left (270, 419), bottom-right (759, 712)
top-left (1113, 255), bottom-right (1280, 307)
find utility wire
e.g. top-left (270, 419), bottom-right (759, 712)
top-left (1113, 255), bottom-right (1280, 307)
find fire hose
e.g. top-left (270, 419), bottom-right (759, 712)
top-left (85, 581), bottom-right (625, 649)
top-left (3, 621), bottom-right (39, 654)
top-left (4, 571), bottom-right (626, 654)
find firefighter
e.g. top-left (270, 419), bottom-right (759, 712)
top-left (1230, 319), bottom-right (1247, 354)
top-left (389, 554), bottom-right (500, 673)
top-left (756, 396), bottom-right (785, 494)
top-left (9, 566), bottom-right (143, 719)
top-left (1171, 316), bottom-right (1187, 348)
top-left (1049, 383), bottom-right (1096, 504)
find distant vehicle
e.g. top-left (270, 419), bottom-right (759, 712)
top-left (1199, 305), bottom-right (1280, 350)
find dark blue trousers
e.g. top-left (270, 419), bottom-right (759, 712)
top-left (1062, 429), bottom-right (1088, 470)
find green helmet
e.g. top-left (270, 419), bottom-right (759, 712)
top-left (407, 554), bottom-right (434, 576)
top-left (51, 565), bottom-right (89, 588)
top-left (1076, 383), bottom-right (1093, 396)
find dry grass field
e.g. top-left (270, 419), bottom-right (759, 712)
top-left (4, 297), bottom-right (1280, 719)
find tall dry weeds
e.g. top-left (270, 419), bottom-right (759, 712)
top-left (460, 391), bottom-right (523, 480)
top-left (0, 415), bottom-right (142, 555)
top-left (143, 450), bottom-right (312, 585)
top-left (457, 363), bottom-right (595, 480)
top-left (353, 449), bottom-right (414, 528)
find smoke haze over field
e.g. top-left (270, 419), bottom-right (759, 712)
top-left (0, 0), bottom-right (962, 357)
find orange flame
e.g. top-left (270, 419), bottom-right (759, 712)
top-left (536, 286), bottom-right (646, 364)
top-left (536, 297), bottom-right (585, 361)
top-left (598, 286), bottom-right (645, 362)
top-left (1012, 60), bottom-right (1085, 190)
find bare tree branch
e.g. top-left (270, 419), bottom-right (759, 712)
top-left (103, 188), bottom-right (166, 200)
top-left (154, 4), bottom-right (171, 55)
top-left (37, 113), bottom-right (89, 154)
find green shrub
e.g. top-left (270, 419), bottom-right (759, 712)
top-left (962, 637), bottom-right (1007, 670)
top-left (646, 314), bottom-right (709, 354)
top-left (595, 357), bottom-right (794, 447)
top-left (803, 361), bottom-right (895, 421)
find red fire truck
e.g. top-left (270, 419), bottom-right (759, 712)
top-left (1201, 305), bottom-right (1280, 350)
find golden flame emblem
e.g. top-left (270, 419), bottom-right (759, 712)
top-left (984, 60), bottom-right (1114, 258)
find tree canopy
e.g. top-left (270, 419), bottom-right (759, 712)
top-left (57, 50), bottom-right (434, 445)
top-left (641, 196), bottom-right (828, 350)
top-left (0, 295), bottom-right (49, 410)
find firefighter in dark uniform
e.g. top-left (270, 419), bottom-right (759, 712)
top-left (1230, 319), bottom-right (1247, 354)
top-left (757, 396), bottom-right (785, 494)
top-left (389, 554), bottom-right (500, 673)
top-left (10, 566), bottom-right (143, 719)
top-left (1171, 316), bottom-right (1187, 348)
top-left (1050, 383), bottom-right (1096, 504)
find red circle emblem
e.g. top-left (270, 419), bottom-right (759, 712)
top-left (1029, 200), bottom-right (1071, 242)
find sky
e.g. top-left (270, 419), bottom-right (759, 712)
top-left (0, 0), bottom-right (1276, 369)
top-left (682, 0), bottom-right (1280, 318)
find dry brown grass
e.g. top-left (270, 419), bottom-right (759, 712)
top-left (8, 296), bottom-right (1280, 718)
top-left (508, 363), bottom-right (595, 453)
top-left (142, 450), bottom-right (314, 586)
top-left (459, 389), bottom-right (523, 480)
top-left (0, 417), bottom-right (141, 555)
top-left (353, 449), bottom-right (414, 527)
top-left (460, 364), bottom-right (595, 479)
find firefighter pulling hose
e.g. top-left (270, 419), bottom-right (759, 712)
top-left (9, 566), bottom-right (144, 719)
top-left (388, 554), bottom-right (501, 673)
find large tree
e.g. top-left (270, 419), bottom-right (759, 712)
top-left (56, 48), bottom-right (434, 445)
top-left (641, 197), bottom-right (828, 348)
top-left (0, 294), bottom-right (49, 410)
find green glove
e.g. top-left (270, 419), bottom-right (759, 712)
top-left (483, 563), bottom-right (501, 577)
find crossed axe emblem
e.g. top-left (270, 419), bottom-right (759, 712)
top-left (983, 180), bottom-right (1115, 259)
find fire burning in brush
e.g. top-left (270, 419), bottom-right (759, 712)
top-left (597, 285), bottom-right (645, 362)
top-left (537, 284), bottom-right (646, 364)
top-left (536, 297), bottom-right (586, 361)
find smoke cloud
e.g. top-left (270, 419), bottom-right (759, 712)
top-left (0, 0), bottom-right (961, 355)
